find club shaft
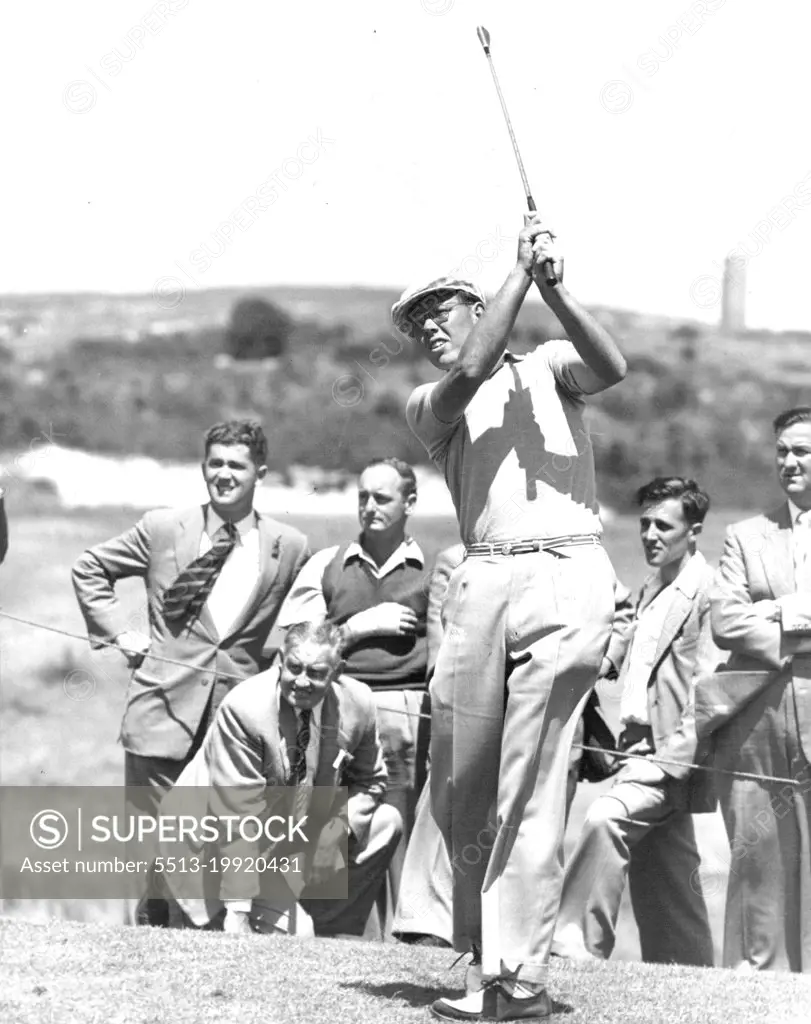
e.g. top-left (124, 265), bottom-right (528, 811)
top-left (478, 29), bottom-right (558, 285)
top-left (484, 53), bottom-right (533, 206)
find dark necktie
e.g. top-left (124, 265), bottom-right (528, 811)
top-left (162, 521), bottom-right (238, 625)
top-left (289, 709), bottom-right (312, 786)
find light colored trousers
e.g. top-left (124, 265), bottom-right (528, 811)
top-left (552, 775), bottom-right (714, 966)
top-left (394, 735), bottom-right (582, 944)
top-left (716, 687), bottom-right (811, 973)
top-left (372, 688), bottom-right (430, 910)
top-left (429, 544), bottom-right (614, 987)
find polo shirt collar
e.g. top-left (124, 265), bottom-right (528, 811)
top-left (485, 351), bottom-right (522, 380)
top-left (344, 536), bottom-right (425, 578)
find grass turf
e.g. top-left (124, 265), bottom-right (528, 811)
top-left (1, 918), bottom-right (810, 1024)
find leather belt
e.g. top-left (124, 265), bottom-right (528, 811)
top-left (464, 534), bottom-right (601, 558)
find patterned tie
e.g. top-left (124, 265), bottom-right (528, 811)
top-left (162, 521), bottom-right (238, 624)
top-left (290, 709), bottom-right (312, 786)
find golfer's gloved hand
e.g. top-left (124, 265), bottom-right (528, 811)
top-left (529, 224), bottom-right (563, 288)
top-left (517, 213), bottom-right (556, 275)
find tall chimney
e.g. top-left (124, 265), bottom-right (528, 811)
top-left (721, 255), bottom-right (746, 332)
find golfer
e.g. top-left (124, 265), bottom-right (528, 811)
top-left (392, 213), bottom-right (627, 1021)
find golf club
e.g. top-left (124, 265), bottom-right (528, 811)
top-left (476, 25), bottom-right (560, 286)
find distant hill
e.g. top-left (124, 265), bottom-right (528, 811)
top-left (0, 284), bottom-right (734, 361)
top-left (2, 285), bottom-right (811, 509)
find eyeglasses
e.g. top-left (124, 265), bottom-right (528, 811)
top-left (408, 300), bottom-right (466, 342)
top-left (283, 656), bottom-right (332, 684)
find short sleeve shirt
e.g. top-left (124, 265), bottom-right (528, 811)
top-left (406, 342), bottom-right (602, 545)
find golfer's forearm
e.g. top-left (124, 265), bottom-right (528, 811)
top-left (455, 266), bottom-right (531, 379)
top-left (544, 284), bottom-right (627, 385)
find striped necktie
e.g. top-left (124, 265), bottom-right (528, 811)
top-left (162, 521), bottom-right (238, 624)
top-left (289, 709), bottom-right (312, 786)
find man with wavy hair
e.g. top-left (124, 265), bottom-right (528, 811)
top-left (553, 476), bottom-right (717, 967)
top-left (73, 419), bottom-right (309, 924)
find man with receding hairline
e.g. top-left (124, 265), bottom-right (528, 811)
top-left (276, 456), bottom-right (429, 920)
top-left (162, 619), bottom-right (401, 938)
top-left (710, 406), bottom-right (811, 973)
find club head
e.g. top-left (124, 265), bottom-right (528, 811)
top-left (476, 25), bottom-right (491, 53)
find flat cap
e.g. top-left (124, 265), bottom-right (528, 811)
top-left (391, 276), bottom-right (486, 341)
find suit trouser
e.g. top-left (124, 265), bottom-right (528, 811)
top-left (123, 681), bottom-right (227, 922)
top-left (430, 544), bottom-right (614, 986)
top-left (301, 802), bottom-right (403, 936)
top-left (167, 803), bottom-right (403, 936)
top-left (123, 674), bottom-right (229, 814)
top-left (371, 688), bottom-right (430, 912)
top-left (393, 737), bottom-right (583, 944)
top-left (716, 687), bottom-right (811, 973)
top-left (552, 773), bottom-right (714, 966)
top-left (124, 749), bottom-right (201, 925)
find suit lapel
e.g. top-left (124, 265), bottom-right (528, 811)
top-left (314, 684), bottom-right (342, 788)
top-left (174, 505), bottom-right (205, 569)
top-left (261, 668), bottom-right (289, 782)
top-left (650, 587), bottom-right (692, 669)
top-left (173, 505), bottom-right (219, 641)
top-left (619, 567), bottom-right (696, 685)
top-left (221, 514), bottom-right (281, 642)
top-left (760, 505), bottom-right (795, 598)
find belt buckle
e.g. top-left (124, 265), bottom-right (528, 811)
top-left (501, 542), bottom-right (512, 556)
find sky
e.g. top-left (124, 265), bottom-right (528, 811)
top-left (2, 0), bottom-right (811, 329)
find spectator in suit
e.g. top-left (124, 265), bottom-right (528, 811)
top-left (552, 477), bottom-right (718, 967)
top-left (163, 620), bottom-right (402, 938)
top-left (275, 457), bottom-right (429, 921)
top-left (394, 543), bottom-right (633, 948)
top-left (709, 406), bottom-right (811, 973)
top-left (72, 420), bottom-right (309, 924)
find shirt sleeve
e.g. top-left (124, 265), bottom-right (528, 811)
top-left (406, 383), bottom-right (459, 461)
top-left (274, 546), bottom-right (339, 628)
top-left (541, 340), bottom-right (593, 400)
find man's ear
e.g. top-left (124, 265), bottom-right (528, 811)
top-left (256, 463), bottom-right (268, 483)
top-left (690, 522), bottom-right (703, 539)
top-left (471, 301), bottom-right (485, 322)
top-left (333, 659), bottom-right (346, 679)
top-left (404, 491), bottom-right (417, 517)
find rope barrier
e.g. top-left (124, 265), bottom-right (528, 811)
top-left (1, 608), bottom-right (806, 788)
top-left (0, 609), bottom-right (245, 682)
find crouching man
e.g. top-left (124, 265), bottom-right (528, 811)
top-left (553, 476), bottom-right (719, 966)
top-left (162, 620), bottom-right (402, 936)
